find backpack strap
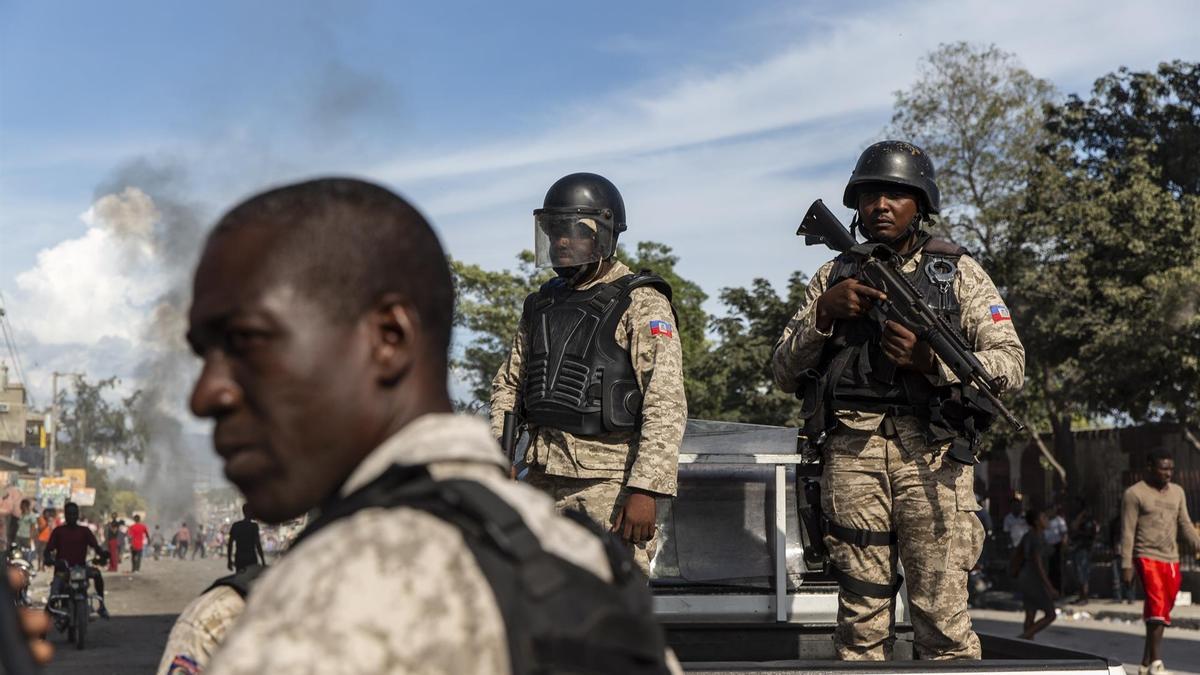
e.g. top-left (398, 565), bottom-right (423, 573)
top-left (204, 564), bottom-right (266, 599)
top-left (294, 465), bottom-right (669, 675)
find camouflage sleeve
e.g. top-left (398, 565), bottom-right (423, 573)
top-left (206, 510), bottom-right (511, 675)
top-left (771, 261), bottom-right (835, 393)
top-left (623, 288), bottom-right (685, 497)
top-left (928, 256), bottom-right (1026, 393)
top-left (489, 317), bottom-right (528, 440)
top-left (156, 587), bottom-right (245, 675)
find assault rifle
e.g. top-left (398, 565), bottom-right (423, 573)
top-left (796, 200), bottom-right (1023, 457)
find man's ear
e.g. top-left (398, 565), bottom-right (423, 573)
top-left (369, 294), bottom-right (418, 384)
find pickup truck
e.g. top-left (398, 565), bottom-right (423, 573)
top-left (650, 420), bottom-right (1122, 675)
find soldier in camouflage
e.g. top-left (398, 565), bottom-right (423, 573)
top-left (772, 141), bottom-right (1025, 660)
top-left (491, 173), bottom-right (686, 573)
top-left (184, 178), bottom-right (677, 674)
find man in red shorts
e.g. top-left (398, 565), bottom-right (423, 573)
top-left (1121, 450), bottom-right (1200, 675)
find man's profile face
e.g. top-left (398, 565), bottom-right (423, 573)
top-left (1147, 458), bottom-right (1174, 488)
top-left (187, 224), bottom-right (378, 523)
top-left (856, 183), bottom-right (920, 243)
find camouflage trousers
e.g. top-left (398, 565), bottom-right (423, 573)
top-left (522, 466), bottom-right (657, 575)
top-left (820, 423), bottom-right (984, 660)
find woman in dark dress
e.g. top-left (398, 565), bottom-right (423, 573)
top-left (1018, 509), bottom-right (1059, 640)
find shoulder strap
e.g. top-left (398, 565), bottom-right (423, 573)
top-left (923, 238), bottom-right (969, 257)
top-left (613, 271), bottom-right (678, 326)
top-left (205, 564), bottom-right (266, 598)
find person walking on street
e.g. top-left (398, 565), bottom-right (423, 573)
top-left (15, 499), bottom-right (37, 563)
top-left (1015, 509), bottom-right (1058, 640)
top-left (1109, 513), bottom-right (1135, 603)
top-left (772, 141), bottom-right (1025, 660)
top-left (129, 514), bottom-right (149, 572)
top-left (1069, 500), bottom-right (1099, 604)
top-left (1004, 498), bottom-right (1030, 551)
top-left (490, 172), bottom-right (686, 574)
top-left (151, 525), bottom-right (164, 561)
top-left (176, 523), bottom-right (191, 559)
top-left (1043, 503), bottom-right (1068, 595)
top-left (192, 524), bottom-right (207, 559)
top-left (35, 508), bottom-right (53, 571)
top-left (227, 504), bottom-right (265, 573)
top-left (105, 515), bottom-right (121, 572)
top-left (1121, 450), bottom-right (1200, 675)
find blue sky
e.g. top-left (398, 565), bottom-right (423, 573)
top-left (2, 0), bottom-right (1198, 413)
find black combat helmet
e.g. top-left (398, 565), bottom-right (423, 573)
top-left (842, 140), bottom-right (941, 214)
top-left (534, 172), bottom-right (627, 269)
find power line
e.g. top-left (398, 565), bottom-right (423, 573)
top-left (0, 290), bottom-right (36, 408)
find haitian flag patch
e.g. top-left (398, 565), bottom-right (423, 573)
top-left (168, 655), bottom-right (201, 675)
top-left (989, 305), bottom-right (1011, 322)
top-left (649, 320), bottom-right (674, 338)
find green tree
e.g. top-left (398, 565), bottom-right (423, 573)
top-left (110, 490), bottom-right (147, 517)
top-left (450, 243), bottom-right (709, 408)
top-left (55, 375), bottom-right (147, 514)
top-left (450, 251), bottom-right (551, 404)
top-left (1010, 61), bottom-right (1200, 470)
top-left (890, 42), bottom-right (1067, 475)
top-left (890, 42), bottom-right (1056, 264)
top-left (688, 273), bottom-right (808, 425)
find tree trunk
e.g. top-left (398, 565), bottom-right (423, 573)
top-left (1050, 414), bottom-right (1079, 499)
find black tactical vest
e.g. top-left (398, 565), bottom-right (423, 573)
top-left (294, 465), bottom-right (672, 675)
top-left (818, 239), bottom-right (966, 416)
top-left (521, 273), bottom-right (673, 437)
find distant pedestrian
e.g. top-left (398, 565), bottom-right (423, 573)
top-left (129, 514), bottom-right (149, 573)
top-left (1003, 498), bottom-right (1029, 550)
top-left (1016, 508), bottom-right (1058, 640)
top-left (227, 505), bottom-right (265, 573)
top-left (105, 515), bottom-right (121, 572)
top-left (176, 523), bottom-right (191, 559)
top-left (15, 499), bottom-right (37, 563)
top-left (1043, 503), bottom-right (1068, 594)
top-left (151, 525), bottom-right (164, 561)
top-left (1109, 513), bottom-right (1135, 603)
top-left (1069, 499), bottom-right (1099, 604)
top-left (35, 508), bottom-right (54, 571)
top-left (1121, 450), bottom-right (1200, 675)
top-left (192, 524), bottom-right (207, 560)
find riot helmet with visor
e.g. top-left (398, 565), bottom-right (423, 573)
top-left (534, 173), bottom-right (626, 269)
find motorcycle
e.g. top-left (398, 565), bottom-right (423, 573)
top-left (5, 543), bottom-right (35, 608)
top-left (46, 554), bottom-right (106, 650)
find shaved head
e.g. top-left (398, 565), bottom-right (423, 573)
top-left (212, 177), bottom-right (454, 362)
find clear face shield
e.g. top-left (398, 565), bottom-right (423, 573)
top-left (533, 208), bottom-right (616, 269)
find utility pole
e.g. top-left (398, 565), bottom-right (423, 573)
top-left (48, 371), bottom-right (82, 475)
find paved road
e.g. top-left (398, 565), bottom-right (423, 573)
top-left (34, 553), bottom-right (229, 675)
top-left (972, 608), bottom-right (1200, 675)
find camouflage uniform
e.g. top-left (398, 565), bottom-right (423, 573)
top-left (772, 246), bottom-right (1025, 660)
top-left (490, 259), bottom-right (687, 573)
top-left (206, 414), bottom-right (682, 675)
top-left (157, 585), bottom-right (245, 675)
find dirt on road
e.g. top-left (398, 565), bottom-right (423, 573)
top-left (34, 553), bottom-right (231, 675)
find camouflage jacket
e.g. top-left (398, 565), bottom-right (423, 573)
top-left (157, 585), bottom-right (245, 675)
top-left (206, 414), bottom-right (626, 675)
top-left (490, 260), bottom-right (686, 497)
top-left (771, 244), bottom-right (1025, 432)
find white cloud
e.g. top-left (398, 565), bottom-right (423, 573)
top-left (11, 188), bottom-right (167, 347)
top-left (377, 0), bottom-right (1199, 305)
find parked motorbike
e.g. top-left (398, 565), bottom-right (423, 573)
top-left (4, 543), bottom-right (34, 608)
top-left (47, 554), bottom-right (106, 650)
